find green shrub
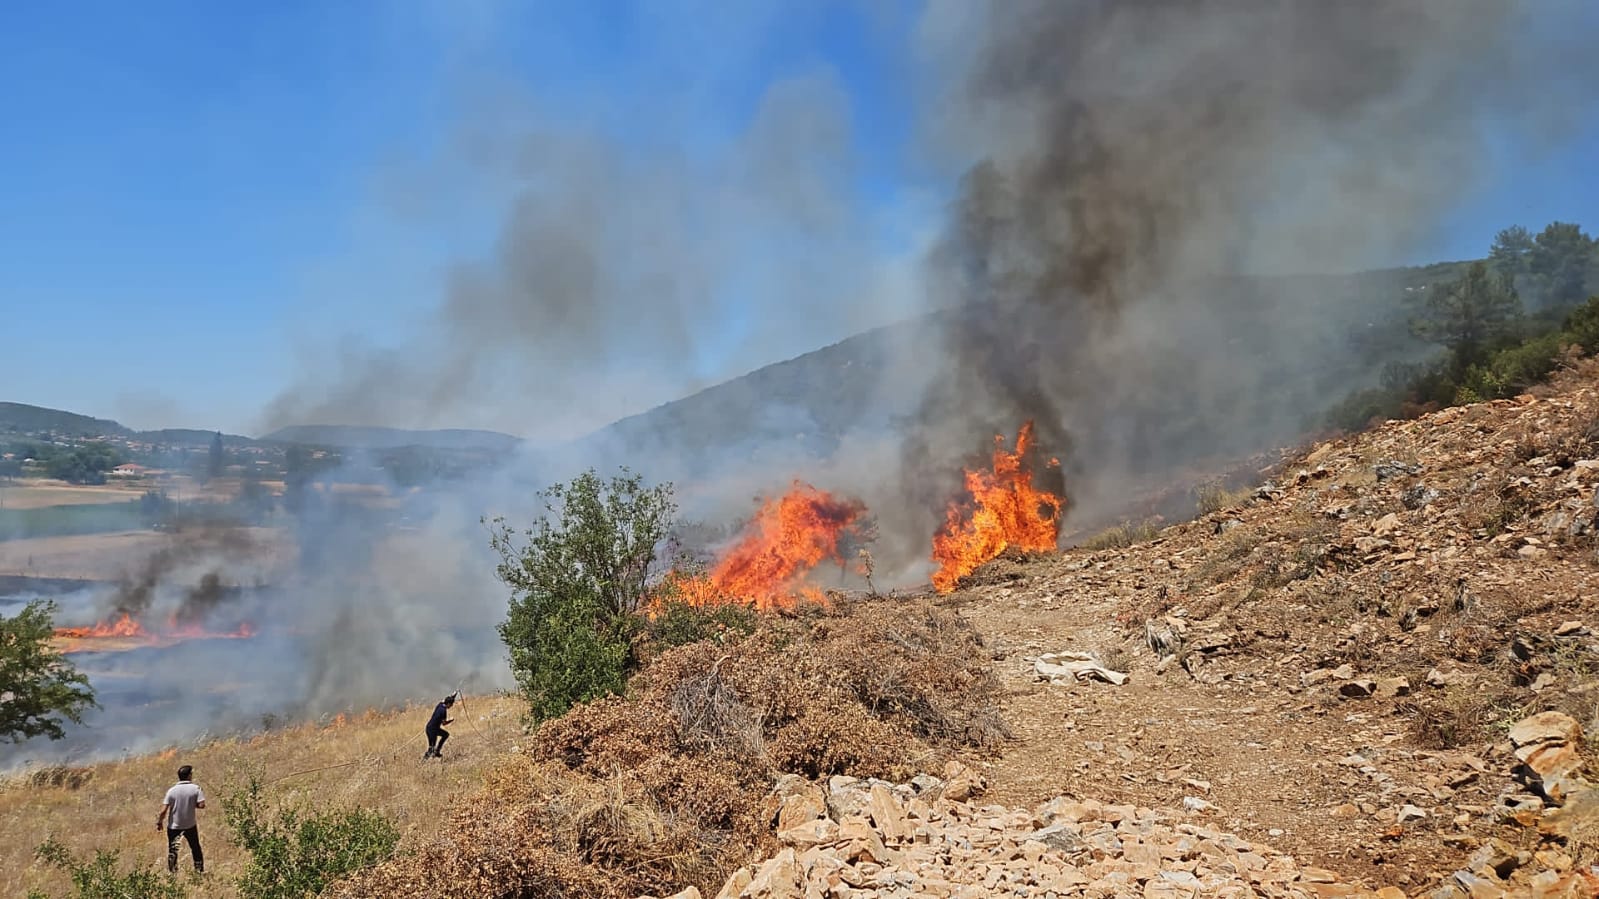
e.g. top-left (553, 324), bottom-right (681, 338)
top-left (30, 839), bottom-right (186, 899)
top-left (222, 775), bottom-right (400, 899)
top-left (648, 600), bottom-right (759, 649)
top-left (1488, 332), bottom-right (1563, 393)
top-left (489, 469), bottom-right (677, 721)
top-left (1563, 296), bottom-right (1599, 352)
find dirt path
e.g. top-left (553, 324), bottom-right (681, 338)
top-left (946, 565), bottom-right (1515, 893)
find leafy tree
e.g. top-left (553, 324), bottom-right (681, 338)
top-left (222, 774), bottom-right (399, 899)
top-left (1528, 221), bottom-right (1595, 310)
top-left (206, 432), bottom-right (224, 483)
top-left (45, 443), bottom-right (121, 485)
top-left (0, 601), bottom-right (97, 742)
top-left (30, 839), bottom-right (186, 899)
top-left (1488, 224), bottom-right (1534, 278)
top-left (489, 469), bottom-right (676, 720)
top-left (1412, 261), bottom-right (1523, 375)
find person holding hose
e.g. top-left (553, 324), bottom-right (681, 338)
top-left (423, 693), bottom-right (455, 759)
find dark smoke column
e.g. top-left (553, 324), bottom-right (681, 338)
top-left (901, 0), bottom-right (1598, 533)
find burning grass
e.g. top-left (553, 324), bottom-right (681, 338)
top-left (333, 596), bottom-right (1006, 898)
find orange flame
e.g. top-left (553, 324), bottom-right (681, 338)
top-left (53, 613), bottom-right (257, 653)
top-left (669, 481), bottom-right (866, 612)
top-left (930, 421), bottom-right (1065, 593)
top-left (53, 612), bottom-right (146, 639)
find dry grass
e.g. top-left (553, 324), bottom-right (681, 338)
top-left (1192, 479), bottom-right (1253, 516)
top-left (0, 528), bottom-right (292, 581)
top-left (1, 694), bottom-right (524, 898)
top-left (0, 483), bottom-right (148, 510)
top-left (1078, 520), bottom-right (1159, 551)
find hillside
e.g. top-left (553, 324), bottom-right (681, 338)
top-left (13, 358), bottom-right (1599, 898)
top-left (259, 425), bottom-right (522, 453)
top-left (553, 262), bottom-right (1459, 488)
top-left (8, 260), bottom-right (1464, 479)
top-left (0, 402), bottom-right (127, 438)
top-left (2, 696), bottom-right (525, 898)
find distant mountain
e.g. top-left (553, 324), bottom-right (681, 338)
top-left (260, 425), bottom-right (522, 453)
top-left (0, 402), bottom-right (128, 438)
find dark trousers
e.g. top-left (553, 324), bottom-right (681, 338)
top-left (166, 825), bottom-right (203, 873)
top-left (427, 726), bottom-right (449, 753)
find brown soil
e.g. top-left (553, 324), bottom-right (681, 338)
top-left (943, 361), bottom-right (1599, 893)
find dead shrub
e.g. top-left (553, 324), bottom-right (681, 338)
top-left (1404, 685), bottom-right (1528, 750)
top-left (668, 659), bottom-right (765, 756)
top-left (342, 597), bottom-right (1006, 898)
top-left (767, 703), bottom-right (912, 780)
top-left (533, 696), bottom-right (679, 774)
top-left (27, 766), bottom-right (93, 790)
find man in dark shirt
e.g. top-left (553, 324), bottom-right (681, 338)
top-left (424, 694), bottom-right (455, 759)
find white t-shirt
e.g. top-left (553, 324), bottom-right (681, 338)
top-left (164, 782), bottom-right (205, 830)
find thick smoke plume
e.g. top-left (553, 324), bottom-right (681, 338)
top-left (901, 0), bottom-right (1599, 534)
top-left (14, 3), bottom-right (1599, 765)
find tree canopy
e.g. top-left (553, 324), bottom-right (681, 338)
top-left (490, 469), bottom-right (677, 720)
top-left (1412, 261), bottom-right (1523, 372)
top-left (0, 601), bottom-right (97, 743)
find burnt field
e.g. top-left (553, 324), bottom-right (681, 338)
top-left (2, 573), bottom-right (505, 770)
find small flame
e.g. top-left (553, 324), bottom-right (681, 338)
top-left (668, 481), bottom-right (866, 611)
top-left (930, 421), bottom-right (1065, 593)
top-left (53, 613), bottom-right (258, 653)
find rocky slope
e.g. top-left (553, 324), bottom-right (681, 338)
top-left (661, 361), bottom-right (1599, 898)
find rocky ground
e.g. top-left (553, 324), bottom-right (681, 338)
top-left (659, 363), bottom-right (1599, 898)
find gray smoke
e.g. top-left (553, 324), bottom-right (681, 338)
top-left (264, 71), bottom-right (916, 442)
top-left (23, 3), bottom-right (1598, 766)
top-left (899, 0), bottom-right (1599, 534)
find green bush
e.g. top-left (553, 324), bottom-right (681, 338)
top-left (221, 775), bottom-right (399, 899)
top-left (1563, 295), bottom-right (1599, 352)
top-left (1487, 332), bottom-right (1563, 393)
top-left (30, 839), bottom-right (186, 899)
top-left (489, 469), bottom-right (677, 721)
top-left (647, 600), bottom-right (759, 649)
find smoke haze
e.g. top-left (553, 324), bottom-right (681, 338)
top-left (11, 2), bottom-right (1599, 764)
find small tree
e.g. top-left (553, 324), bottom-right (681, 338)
top-left (1529, 221), bottom-right (1595, 310)
top-left (1412, 261), bottom-right (1523, 376)
top-left (1488, 224), bottom-right (1534, 278)
top-left (0, 601), bottom-right (97, 742)
top-left (489, 468), bottom-right (676, 720)
top-left (222, 774), bottom-right (400, 899)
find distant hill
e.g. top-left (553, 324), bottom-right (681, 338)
top-left (6, 258), bottom-right (1476, 479)
top-left (0, 402), bottom-right (128, 438)
top-left (260, 425), bottom-right (522, 453)
top-left (554, 261), bottom-right (1466, 488)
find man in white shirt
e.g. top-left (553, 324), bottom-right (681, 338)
top-left (155, 764), bottom-right (206, 874)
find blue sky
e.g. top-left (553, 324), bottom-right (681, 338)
top-left (1, 1), bottom-right (1595, 435)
